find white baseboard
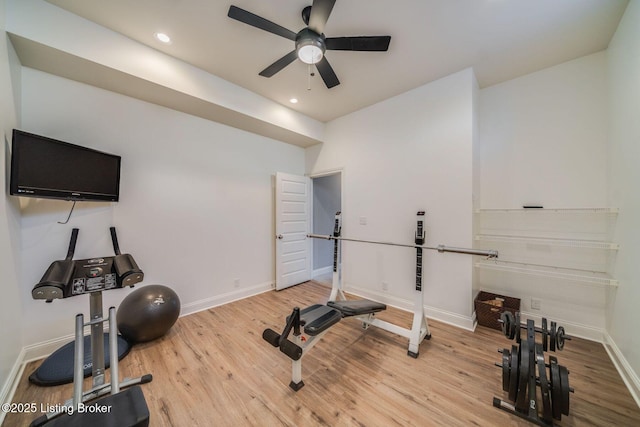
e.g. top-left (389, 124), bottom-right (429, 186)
top-left (312, 266), bottom-right (333, 278)
top-left (345, 284), bottom-right (476, 331)
top-left (179, 281), bottom-right (274, 317)
top-left (604, 332), bottom-right (640, 408)
top-left (23, 333), bottom-right (75, 363)
top-left (518, 311), bottom-right (606, 343)
top-left (0, 348), bottom-right (26, 425)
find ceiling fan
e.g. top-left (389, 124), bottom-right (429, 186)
top-left (228, 0), bottom-right (391, 89)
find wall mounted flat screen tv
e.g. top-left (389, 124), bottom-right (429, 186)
top-left (10, 129), bottom-right (121, 202)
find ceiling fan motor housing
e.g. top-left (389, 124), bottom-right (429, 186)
top-left (296, 28), bottom-right (326, 64)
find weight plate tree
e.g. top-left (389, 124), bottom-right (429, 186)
top-left (493, 312), bottom-right (574, 425)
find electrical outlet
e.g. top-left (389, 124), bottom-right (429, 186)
top-left (531, 298), bottom-right (541, 310)
top-left (234, 278), bottom-right (240, 288)
top-left (382, 281), bottom-right (388, 291)
top-left (359, 216), bottom-right (367, 225)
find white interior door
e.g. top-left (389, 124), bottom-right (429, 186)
top-left (275, 172), bottom-right (312, 290)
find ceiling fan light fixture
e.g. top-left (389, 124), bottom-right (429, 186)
top-left (295, 28), bottom-right (326, 65)
top-left (297, 40), bottom-right (324, 64)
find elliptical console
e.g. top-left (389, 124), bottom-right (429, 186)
top-left (32, 227), bottom-right (143, 302)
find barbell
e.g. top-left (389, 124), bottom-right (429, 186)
top-left (306, 233), bottom-right (499, 258)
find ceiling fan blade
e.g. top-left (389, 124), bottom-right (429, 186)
top-left (308, 0), bottom-right (336, 34)
top-left (228, 5), bottom-right (296, 41)
top-left (259, 50), bottom-right (298, 77)
top-left (326, 36), bottom-right (391, 51)
top-left (315, 57), bottom-right (340, 89)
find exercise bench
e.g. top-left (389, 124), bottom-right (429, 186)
top-left (263, 300), bottom-right (386, 391)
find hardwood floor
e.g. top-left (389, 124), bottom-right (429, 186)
top-left (4, 281), bottom-right (640, 426)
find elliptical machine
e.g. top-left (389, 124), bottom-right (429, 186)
top-left (30, 227), bottom-right (151, 427)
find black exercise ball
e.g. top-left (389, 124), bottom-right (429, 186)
top-left (117, 284), bottom-right (180, 343)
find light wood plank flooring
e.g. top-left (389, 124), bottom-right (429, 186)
top-left (4, 281), bottom-right (640, 426)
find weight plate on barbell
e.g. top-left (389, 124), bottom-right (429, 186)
top-left (500, 312), bottom-right (509, 337)
top-left (542, 318), bottom-right (549, 352)
top-left (536, 345), bottom-right (553, 423)
top-left (501, 311), bottom-right (515, 340)
top-left (550, 321), bottom-right (557, 352)
top-left (502, 348), bottom-right (511, 392)
top-left (549, 358), bottom-right (562, 421)
top-left (509, 344), bottom-right (519, 402)
top-left (515, 311), bottom-right (522, 344)
top-left (516, 339), bottom-right (529, 411)
top-left (556, 326), bottom-right (566, 351)
top-left (559, 365), bottom-right (571, 416)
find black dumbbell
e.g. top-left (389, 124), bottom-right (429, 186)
top-left (499, 312), bottom-right (571, 351)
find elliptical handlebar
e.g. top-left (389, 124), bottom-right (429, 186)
top-left (110, 226), bottom-right (122, 255)
top-left (65, 228), bottom-right (79, 261)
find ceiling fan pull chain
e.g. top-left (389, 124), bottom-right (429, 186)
top-left (308, 64), bottom-right (312, 91)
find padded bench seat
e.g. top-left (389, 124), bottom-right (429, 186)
top-left (296, 304), bottom-right (343, 336)
top-left (327, 299), bottom-right (387, 317)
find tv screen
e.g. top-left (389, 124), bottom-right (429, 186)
top-left (9, 129), bottom-right (121, 202)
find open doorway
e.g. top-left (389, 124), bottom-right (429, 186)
top-left (311, 171), bottom-right (342, 285)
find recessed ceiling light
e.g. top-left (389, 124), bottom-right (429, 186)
top-left (155, 32), bottom-right (171, 43)
top-left (289, 98), bottom-right (298, 104)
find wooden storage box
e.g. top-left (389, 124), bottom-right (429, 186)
top-left (474, 291), bottom-right (520, 330)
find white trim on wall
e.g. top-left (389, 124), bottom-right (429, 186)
top-left (0, 348), bottom-right (26, 425)
top-left (180, 280), bottom-right (274, 317)
top-left (518, 312), bottom-right (605, 343)
top-left (312, 266), bottom-right (333, 278)
top-left (604, 332), bottom-right (640, 408)
top-left (346, 283), bottom-right (476, 331)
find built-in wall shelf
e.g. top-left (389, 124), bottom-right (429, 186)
top-left (475, 234), bottom-right (619, 250)
top-left (474, 207), bottom-right (619, 288)
top-left (475, 260), bottom-right (618, 287)
top-left (475, 207), bottom-right (619, 214)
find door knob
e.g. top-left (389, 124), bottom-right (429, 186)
top-left (276, 234), bottom-right (283, 240)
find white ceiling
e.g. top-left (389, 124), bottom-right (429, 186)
top-left (43, 0), bottom-right (628, 123)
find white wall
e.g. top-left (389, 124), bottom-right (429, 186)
top-left (307, 69), bottom-right (476, 326)
top-left (607, 0), bottom-right (640, 399)
top-left (478, 52), bottom-right (609, 336)
top-left (479, 52), bottom-right (608, 208)
top-left (0, 0), bottom-right (24, 407)
top-left (18, 68), bottom-right (305, 348)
